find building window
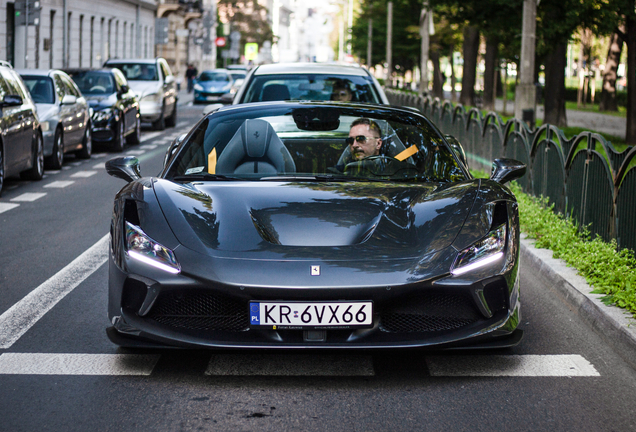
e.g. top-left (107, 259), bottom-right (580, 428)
top-left (79, 15), bottom-right (84, 67)
top-left (67, 12), bottom-right (72, 67)
top-left (90, 17), bottom-right (95, 68)
top-left (50, 10), bottom-right (55, 68)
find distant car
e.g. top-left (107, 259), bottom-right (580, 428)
top-left (104, 58), bottom-right (177, 130)
top-left (18, 69), bottom-right (92, 169)
top-left (65, 68), bottom-right (140, 152)
top-left (0, 61), bottom-right (43, 196)
top-left (193, 69), bottom-right (234, 104)
top-left (105, 101), bottom-right (526, 350)
top-left (232, 62), bottom-right (389, 105)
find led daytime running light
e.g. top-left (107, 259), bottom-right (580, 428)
top-left (128, 250), bottom-right (180, 274)
top-left (451, 252), bottom-right (504, 275)
top-left (125, 222), bottom-right (180, 274)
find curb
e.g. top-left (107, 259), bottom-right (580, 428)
top-left (521, 237), bottom-right (636, 370)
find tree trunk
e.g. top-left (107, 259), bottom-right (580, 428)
top-left (544, 42), bottom-right (568, 127)
top-left (626, 16), bottom-right (636, 145)
top-left (450, 44), bottom-right (457, 102)
top-left (431, 50), bottom-right (444, 98)
top-left (460, 26), bottom-right (480, 107)
top-left (599, 28), bottom-right (624, 112)
top-left (483, 36), bottom-right (499, 111)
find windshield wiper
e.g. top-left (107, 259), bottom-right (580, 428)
top-left (260, 174), bottom-right (389, 182)
top-left (171, 173), bottom-right (243, 182)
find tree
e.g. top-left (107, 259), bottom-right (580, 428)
top-left (217, 0), bottom-right (273, 55)
top-left (599, 26), bottom-right (624, 112)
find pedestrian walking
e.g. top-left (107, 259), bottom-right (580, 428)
top-left (186, 64), bottom-right (198, 93)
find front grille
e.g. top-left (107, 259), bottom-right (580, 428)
top-left (379, 292), bottom-right (481, 333)
top-left (147, 291), bottom-right (249, 332)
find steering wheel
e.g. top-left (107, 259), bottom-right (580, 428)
top-left (89, 86), bottom-right (106, 93)
top-left (344, 155), bottom-right (417, 178)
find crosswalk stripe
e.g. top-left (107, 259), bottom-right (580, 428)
top-left (425, 354), bottom-right (600, 377)
top-left (92, 163), bottom-right (104, 169)
top-left (205, 353), bottom-right (375, 376)
top-left (0, 203), bottom-right (20, 214)
top-left (44, 180), bottom-right (75, 188)
top-left (0, 353), bottom-right (160, 376)
top-left (71, 171), bottom-right (97, 178)
top-left (0, 234), bottom-right (109, 349)
top-left (11, 193), bottom-right (47, 202)
top-left (140, 131), bottom-right (161, 142)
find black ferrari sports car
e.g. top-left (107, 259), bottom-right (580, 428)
top-left (105, 101), bottom-right (526, 349)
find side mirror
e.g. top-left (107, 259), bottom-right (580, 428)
top-left (165, 75), bottom-right (175, 84)
top-left (61, 95), bottom-right (77, 105)
top-left (106, 156), bottom-right (141, 182)
top-left (220, 92), bottom-right (235, 104)
top-left (202, 103), bottom-right (224, 116)
top-left (490, 158), bottom-right (526, 184)
top-left (444, 135), bottom-right (468, 169)
top-left (164, 133), bottom-right (187, 166)
top-left (2, 94), bottom-right (23, 107)
top-left (118, 85), bottom-right (129, 96)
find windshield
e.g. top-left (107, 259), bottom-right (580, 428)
top-left (199, 72), bottom-right (231, 82)
top-left (21, 76), bottom-right (55, 104)
top-left (230, 71), bottom-right (246, 81)
top-left (241, 74), bottom-right (382, 103)
top-left (69, 71), bottom-right (115, 95)
top-left (165, 105), bottom-right (467, 184)
top-left (110, 63), bottom-right (158, 81)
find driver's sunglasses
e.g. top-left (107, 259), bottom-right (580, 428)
top-left (346, 135), bottom-right (379, 145)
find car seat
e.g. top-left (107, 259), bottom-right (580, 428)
top-left (216, 119), bottom-right (296, 174)
top-left (261, 84), bottom-right (290, 101)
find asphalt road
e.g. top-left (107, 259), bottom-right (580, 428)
top-left (1, 103), bottom-right (635, 432)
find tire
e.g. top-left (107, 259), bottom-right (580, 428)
top-left (126, 114), bottom-right (141, 145)
top-left (0, 143), bottom-right (5, 197)
top-left (76, 125), bottom-right (92, 159)
top-left (165, 103), bottom-right (177, 128)
top-left (45, 128), bottom-right (64, 170)
top-left (112, 119), bottom-right (125, 152)
top-left (152, 104), bottom-right (166, 131)
top-left (21, 132), bottom-right (44, 181)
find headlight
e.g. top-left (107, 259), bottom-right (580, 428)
top-left (451, 223), bottom-right (506, 275)
top-left (93, 108), bottom-right (113, 122)
top-left (193, 84), bottom-right (203, 91)
top-left (40, 121), bottom-right (50, 132)
top-left (141, 93), bottom-right (160, 103)
top-left (125, 222), bottom-right (180, 274)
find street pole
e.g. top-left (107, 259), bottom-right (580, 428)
top-left (386, 1), bottom-right (393, 87)
top-left (419, 6), bottom-right (429, 95)
top-left (514, 0), bottom-right (537, 125)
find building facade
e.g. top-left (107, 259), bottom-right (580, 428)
top-left (1, 0), bottom-right (157, 69)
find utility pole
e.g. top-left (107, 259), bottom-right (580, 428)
top-left (514, 0), bottom-right (537, 125)
top-left (419, 5), bottom-right (430, 95)
top-left (201, 0), bottom-right (217, 70)
top-left (386, 1), bottom-right (393, 87)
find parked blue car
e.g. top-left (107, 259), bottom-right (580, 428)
top-left (193, 69), bottom-right (234, 104)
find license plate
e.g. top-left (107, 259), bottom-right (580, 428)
top-left (206, 96), bottom-right (219, 101)
top-left (249, 301), bottom-right (373, 330)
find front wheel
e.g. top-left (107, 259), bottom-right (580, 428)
top-left (126, 114), bottom-right (141, 145)
top-left (45, 128), bottom-right (64, 170)
top-left (152, 104), bottom-right (166, 131)
top-left (76, 125), bottom-right (92, 159)
top-left (165, 103), bottom-right (177, 128)
top-left (111, 119), bottom-right (125, 152)
top-left (0, 143), bottom-right (5, 197)
top-left (21, 132), bottom-right (44, 180)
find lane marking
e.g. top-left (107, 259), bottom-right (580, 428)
top-left (125, 150), bottom-right (146, 156)
top-left (140, 131), bottom-right (161, 142)
top-left (205, 353), bottom-right (375, 376)
top-left (71, 171), bottom-right (97, 178)
top-left (425, 354), bottom-right (600, 377)
top-left (0, 203), bottom-right (20, 214)
top-left (0, 353), bottom-right (160, 376)
top-left (91, 153), bottom-right (107, 159)
top-left (11, 193), bottom-right (47, 202)
top-left (140, 144), bottom-right (158, 150)
top-left (44, 180), bottom-right (75, 188)
top-left (0, 234), bottom-right (109, 349)
top-left (92, 163), bottom-right (104, 170)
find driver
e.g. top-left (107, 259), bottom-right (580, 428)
top-left (347, 118), bottom-right (383, 161)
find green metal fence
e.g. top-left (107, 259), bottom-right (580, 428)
top-left (385, 89), bottom-right (636, 252)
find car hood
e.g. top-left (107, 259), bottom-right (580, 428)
top-left (152, 179), bottom-right (479, 260)
top-left (198, 80), bottom-right (232, 91)
top-left (85, 93), bottom-right (117, 109)
top-left (127, 81), bottom-right (161, 98)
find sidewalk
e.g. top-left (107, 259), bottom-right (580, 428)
top-left (521, 237), bottom-right (636, 370)
top-left (496, 99), bottom-right (626, 138)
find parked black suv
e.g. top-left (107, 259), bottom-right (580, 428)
top-left (0, 61), bottom-right (44, 196)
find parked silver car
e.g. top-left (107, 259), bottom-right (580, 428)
top-left (103, 58), bottom-right (177, 130)
top-left (18, 69), bottom-right (92, 169)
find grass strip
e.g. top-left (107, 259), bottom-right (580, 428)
top-left (472, 169), bottom-right (636, 316)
